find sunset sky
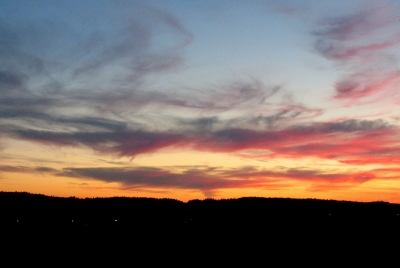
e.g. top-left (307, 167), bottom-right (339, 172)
top-left (1, 0), bottom-right (400, 202)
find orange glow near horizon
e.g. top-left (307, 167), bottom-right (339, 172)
top-left (2, 147), bottom-right (400, 203)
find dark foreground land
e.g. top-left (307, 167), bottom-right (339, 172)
top-left (1, 191), bottom-right (399, 259)
top-left (2, 191), bottom-right (399, 242)
top-left (2, 192), bottom-right (399, 261)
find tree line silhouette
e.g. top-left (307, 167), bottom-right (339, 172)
top-left (1, 191), bottom-right (399, 245)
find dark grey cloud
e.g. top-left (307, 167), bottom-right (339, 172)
top-left (318, 119), bottom-right (389, 132)
top-left (0, 165), bottom-right (32, 173)
top-left (285, 119), bottom-right (390, 137)
top-left (3, 124), bottom-right (188, 157)
top-left (56, 164), bottom-right (377, 196)
top-left (0, 165), bottom-right (57, 174)
top-left (59, 165), bottom-right (265, 192)
top-left (34, 166), bottom-right (59, 173)
top-left (0, 71), bottom-right (28, 91)
top-left (313, 10), bottom-right (377, 42)
top-left (60, 166), bottom-right (254, 192)
top-left (0, 160), bottom-right (380, 188)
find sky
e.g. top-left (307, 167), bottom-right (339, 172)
top-left (1, 0), bottom-right (400, 202)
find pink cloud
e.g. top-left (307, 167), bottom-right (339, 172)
top-left (313, 2), bottom-right (400, 102)
top-left (5, 113), bottom-right (400, 167)
top-left (192, 119), bottom-right (400, 166)
top-left (334, 71), bottom-right (400, 100)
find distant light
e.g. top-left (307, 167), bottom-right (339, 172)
top-left (115, 219), bottom-right (117, 222)
top-left (72, 220), bottom-right (74, 223)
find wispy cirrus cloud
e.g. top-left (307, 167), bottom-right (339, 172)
top-left (0, 1), bottom-right (193, 126)
top-left (0, 3), bottom-right (302, 146)
top-left (312, 2), bottom-right (400, 102)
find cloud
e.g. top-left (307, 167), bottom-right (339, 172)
top-left (145, 78), bottom-right (284, 115)
top-left (333, 70), bottom-right (400, 100)
top-left (1, 1), bottom-right (298, 146)
top-left (1, 1), bottom-right (331, 162)
top-left (4, 112), bottom-right (399, 166)
top-left (313, 7), bottom-right (393, 43)
top-left (312, 2), bottom-right (400, 101)
top-left (0, 71), bottom-right (28, 91)
top-left (59, 164), bottom-right (379, 196)
top-left (0, 165), bottom-right (58, 174)
top-left (60, 166), bottom-right (261, 194)
top-left (0, 165), bottom-right (32, 173)
top-left (0, 161), bottom-right (386, 197)
top-left (195, 118), bottom-right (393, 150)
top-left (0, 160), bottom-right (384, 189)
top-left (34, 166), bottom-right (59, 173)
top-left (0, 0), bottom-right (193, 125)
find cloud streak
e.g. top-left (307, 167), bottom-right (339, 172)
top-left (0, 1), bottom-right (194, 123)
top-left (312, 2), bottom-right (400, 102)
top-left (1, 160), bottom-right (394, 197)
top-left (4, 115), bottom-right (399, 167)
top-left (58, 165), bottom-right (379, 195)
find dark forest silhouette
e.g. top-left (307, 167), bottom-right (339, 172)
top-left (2, 191), bottom-right (399, 246)
top-left (3, 191), bottom-right (398, 265)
